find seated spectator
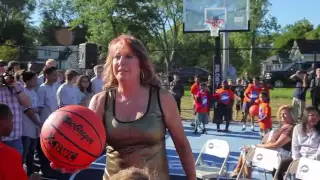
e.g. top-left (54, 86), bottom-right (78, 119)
top-left (230, 105), bottom-right (295, 178)
top-left (0, 103), bottom-right (28, 180)
top-left (276, 106), bottom-right (320, 180)
top-left (109, 167), bottom-right (152, 180)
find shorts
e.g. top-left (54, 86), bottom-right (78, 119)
top-left (242, 101), bottom-right (254, 113)
top-left (195, 113), bottom-right (209, 125)
top-left (213, 104), bottom-right (232, 124)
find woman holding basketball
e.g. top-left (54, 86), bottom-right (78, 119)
top-left (51, 35), bottom-right (196, 180)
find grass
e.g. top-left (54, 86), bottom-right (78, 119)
top-left (180, 88), bottom-right (312, 121)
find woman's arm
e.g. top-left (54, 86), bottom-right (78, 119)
top-left (88, 92), bottom-right (106, 120)
top-left (159, 89), bottom-right (196, 180)
top-left (291, 126), bottom-right (302, 160)
top-left (259, 134), bottom-right (291, 149)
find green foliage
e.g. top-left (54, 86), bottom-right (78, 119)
top-left (0, 41), bottom-right (19, 61)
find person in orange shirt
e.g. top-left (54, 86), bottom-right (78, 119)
top-left (190, 75), bottom-right (201, 127)
top-left (0, 103), bottom-right (28, 180)
top-left (194, 83), bottom-right (210, 134)
top-left (242, 77), bottom-right (262, 131)
top-left (257, 92), bottom-right (272, 138)
top-left (213, 80), bottom-right (235, 132)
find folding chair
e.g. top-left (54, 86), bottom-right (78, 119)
top-left (236, 147), bottom-right (282, 180)
top-left (195, 139), bottom-right (230, 180)
top-left (69, 167), bottom-right (104, 180)
top-left (283, 159), bottom-right (299, 180)
top-left (284, 157), bottom-right (320, 180)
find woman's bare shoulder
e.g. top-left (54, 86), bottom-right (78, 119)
top-left (89, 91), bottom-right (107, 117)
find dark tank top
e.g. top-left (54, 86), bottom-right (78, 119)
top-left (103, 86), bottom-right (169, 180)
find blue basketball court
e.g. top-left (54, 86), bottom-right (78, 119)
top-left (88, 122), bottom-right (274, 180)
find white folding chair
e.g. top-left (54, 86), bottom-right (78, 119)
top-left (195, 139), bottom-right (230, 180)
top-left (69, 167), bottom-right (104, 180)
top-left (283, 159), bottom-right (299, 180)
top-left (236, 147), bottom-right (282, 180)
top-left (284, 157), bottom-right (320, 180)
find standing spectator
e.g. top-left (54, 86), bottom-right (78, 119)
top-left (37, 67), bottom-right (59, 178)
top-left (56, 70), bottom-right (65, 85)
top-left (170, 74), bottom-right (184, 114)
top-left (206, 75), bottom-right (213, 94)
top-left (7, 61), bottom-right (20, 73)
top-left (0, 103), bottom-right (28, 180)
top-left (0, 67), bottom-right (31, 154)
top-left (234, 78), bottom-right (245, 120)
top-left (91, 65), bottom-right (103, 94)
top-left (76, 75), bottom-right (93, 107)
top-left (21, 71), bottom-right (41, 177)
top-left (57, 69), bottom-right (81, 107)
top-left (227, 65), bottom-right (237, 83)
top-left (310, 68), bottom-right (320, 109)
top-left (290, 71), bottom-right (308, 121)
top-left (243, 72), bottom-right (253, 86)
top-left (37, 59), bottom-right (57, 88)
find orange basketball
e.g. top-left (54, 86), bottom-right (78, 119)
top-left (249, 104), bottom-right (259, 117)
top-left (40, 105), bottom-right (106, 169)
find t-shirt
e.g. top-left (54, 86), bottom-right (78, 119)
top-left (293, 78), bottom-right (307, 101)
top-left (91, 77), bottom-right (103, 94)
top-left (56, 83), bottom-right (82, 107)
top-left (190, 83), bottom-right (200, 101)
top-left (22, 88), bottom-right (40, 138)
top-left (0, 142), bottom-right (28, 180)
top-left (195, 90), bottom-right (210, 113)
top-left (258, 102), bottom-right (272, 130)
top-left (244, 84), bottom-right (262, 103)
top-left (215, 88), bottom-right (235, 105)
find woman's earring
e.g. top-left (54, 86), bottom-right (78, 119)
top-left (140, 71), bottom-right (145, 80)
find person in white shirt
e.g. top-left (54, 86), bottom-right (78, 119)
top-left (37, 59), bottom-right (61, 90)
top-left (37, 66), bottom-right (59, 177)
top-left (277, 106), bottom-right (320, 180)
top-left (20, 70), bottom-right (41, 176)
top-left (56, 69), bottom-right (81, 107)
top-left (91, 65), bottom-right (103, 94)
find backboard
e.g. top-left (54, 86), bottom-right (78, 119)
top-left (183, 0), bottom-right (250, 33)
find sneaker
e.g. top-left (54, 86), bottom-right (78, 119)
top-left (202, 128), bottom-right (207, 134)
top-left (217, 129), bottom-right (222, 132)
top-left (223, 129), bottom-right (229, 133)
top-left (193, 129), bottom-right (198, 134)
top-left (242, 125), bottom-right (246, 131)
top-left (251, 126), bottom-right (255, 131)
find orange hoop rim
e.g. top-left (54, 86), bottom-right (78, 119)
top-left (205, 19), bottom-right (225, 27)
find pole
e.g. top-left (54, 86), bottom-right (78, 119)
top-left (312, 51), bottom-right (317, 107)
top-left (222, 32), bottom-right (230, 81)
top-left (213, 36), bottom-right (222, 93)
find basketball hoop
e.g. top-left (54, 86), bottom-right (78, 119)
top-left (205, 19), bottom-right (224, 37)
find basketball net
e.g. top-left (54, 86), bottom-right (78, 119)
top-left (205, 19), bottom-right (224, 37)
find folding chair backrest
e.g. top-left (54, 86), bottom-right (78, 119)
top-left (250, 147), bottom-right (281, 171)
top-left (295, 157), bottom-right (320, 180)
top-left (203, 139), bottom-right (230, 158)
top-left (283, 159), bottom-right (299, 179)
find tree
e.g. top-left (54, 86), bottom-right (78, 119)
top-left (0, 41), bottom-right (19, 61)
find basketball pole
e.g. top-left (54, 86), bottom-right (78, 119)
top-left (222, 32), bottom-right (230, 81)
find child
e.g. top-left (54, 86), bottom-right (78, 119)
top-left (0, 103), bottom-right (28, 180)
top-left (257, 92), bottom-right (272, 138)
top-left (213, 80), bottom-right (235, 132)
top-left (57, 69), bottom-right (81, 107)
top-left (234, 78), bottom-right (245, 119)
top-left (194, 82), bottom-right (210, 134)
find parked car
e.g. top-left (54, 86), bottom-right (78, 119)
top-left (264, 61), bottom-right (320, 87)
top-left (169, 67), bottom-right (212, 86)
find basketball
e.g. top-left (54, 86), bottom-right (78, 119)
top-left (40, 105), bottom-right (106, 169)
top-left (249, 105), bottom-right (259, 117)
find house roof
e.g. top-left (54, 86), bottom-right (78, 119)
top-left (295, 39), bottom-right (320, 54)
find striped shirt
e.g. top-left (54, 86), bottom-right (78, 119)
top-left (0, 86), bottom-right (23, 141)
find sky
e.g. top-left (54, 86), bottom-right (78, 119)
top-left (31, 0), bottom-right (320, 27)
top-left (269, 0), bottom-right (320, 27)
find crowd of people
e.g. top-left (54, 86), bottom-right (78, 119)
top-left (0, 34), bottom-right (320, 180)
